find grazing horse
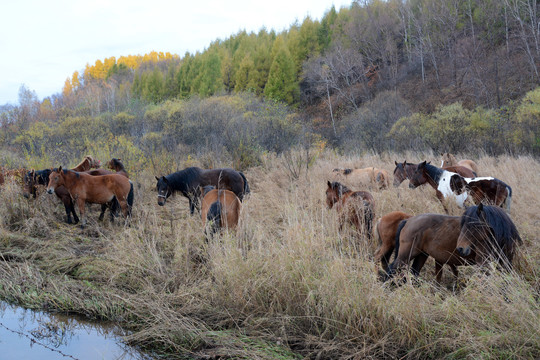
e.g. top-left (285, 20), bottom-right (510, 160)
top-left (374, 211), bottom-right (412, 272)
top-left (441, 153), bottom-right (479, 175)
top-left (23, 156), bottom-right (102, 224)
top-left (409, 161), bottom-right (511, 212)
top-left (332, 167), bottom-right (389, 190)
top-left (326, 181), bottom-right (375, 241)
top-left (155, 167), bottom-right (249, 214)
top-left (47, 167), bottom-right (133, 227)
top-left (201, 186), bottom-right (242, 236)
top-left (386, 214), bottom-right (476, 283)
top-left (456, 204), bottom-right (521, 270)
top-left (392, 161), bottom-right (476, 187)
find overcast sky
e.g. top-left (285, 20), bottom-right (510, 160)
top-left (0, 0), bottom-right (352, 105)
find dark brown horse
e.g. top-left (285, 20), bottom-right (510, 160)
top-left (326, 181), bottom-right (375, 241)
top-left (107, 158), bottom-right (129, 178)
top-left (386, 213), bottom-right (476, 283)
top-left (47, 167), bottom-right (133, 227)
top-left (201, 187), bottom-right (242, 236)
top-left (374, 211), bottom-right (412, 272)
top-left (23, 156), bottom-right (102, 223)
top-left (155, 167), bottom-right (249, 214)
top-left (456, 204), bottom-right (521, 270)
top-left (392, 160), bottom-right (476, 187)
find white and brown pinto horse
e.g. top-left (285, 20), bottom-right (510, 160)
top-left (409, 161), bottom-right (512, 213)
top-left (332, 167), bottom-right (389, 190)
top-left (441, 153), bottom-right (479, 175)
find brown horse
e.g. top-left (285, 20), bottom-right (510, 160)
top-left (47, 167), bottom-right (133, 227)
top-left (374, 211), bottom-right (412, 272)
top-left (326, 181), bottom-right (375, 241)
top-left (386, 213), bottom-right (476, 283)
top-left (332, 167), bottom-right (389, 190)
top-left (441, 153), bottom-right (479, 175)
top-left (23, 156), bottom-right (102, 223)
top-left (392, 160), bottom-right (476, 187)
top-left (456, 204), bottom-right (521, 270)
top-left (201, 187), bottom-right (241, 236)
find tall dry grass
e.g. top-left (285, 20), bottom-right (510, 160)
top-left (0, 151), bottom-right (538, 359)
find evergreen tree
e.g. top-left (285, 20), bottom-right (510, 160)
top-left (264, 38), bottom-right (299, 104)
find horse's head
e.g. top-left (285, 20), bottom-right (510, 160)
top-left (107, 158), bottom-right (120, 170)
top-left (456, 203), bottom-right (490, 258)
top-left (392, 160), bottom-right (408, 187)
top-left (23, 169), bottom-right (37, 199)
top-left (155, 176), bottom-right (171, 206)
top-left (409, 161), bottom-right (429, 189)
top-left (47, 167), bottom-right (65, 194)
top-left (86, 155), bottom-right (101, 169)
top-left (326, 181), bottom-right (346, 209)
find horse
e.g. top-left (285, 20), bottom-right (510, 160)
top-left (46, 167), bottom-right (133, 227)
top-left (155, 167), bottom-right (249, 214)
top-left (326, 181), bottom-right (375, 241)
top-left (332, 167), bottom-right (389, 190)
top-left (441, 153), bottom-right (479, 175)
top-left (107, 158), bottom-right (129, 178)
top-left (201, 186), bottom-right (242, 236)
top-left (392, 160), bottom-right (476, 187)
top-left (374, 211), bottom-right (412, 273)
top-left (449, 173), bottom-right (512, 212)
top-left (385, 213), bottom-right (476, 283)
top-left (456, 204), bottom-right (522, 270)
top-left (409, 161), bottom-right (511, 212)
top-left (23, 156), bottom-right (102, 224)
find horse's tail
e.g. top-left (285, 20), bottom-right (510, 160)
top-left (504, 184), bottom-right (512, 213)
top-left (207, 201), bottom-right (222, 235)
top-left (394, 219), bottom-right (408, 260)
top-left (127, 181), bottom-right (134, 216)
top-left (239, 171), bottom-right (250, 200)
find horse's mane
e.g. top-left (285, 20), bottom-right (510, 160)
top-left (461, 205), bottom-right (522, 250)
top-left (422, 163), bottom-right (444, 182)
top-left (329, 181), bottom-right (352, 194)
top-left (166, 167), bottom-right (202, 191)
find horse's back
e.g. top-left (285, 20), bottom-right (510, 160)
top-left (443, 165), bottom-right (476, 178)
top-left (457, 159), bottom-right (479, 174)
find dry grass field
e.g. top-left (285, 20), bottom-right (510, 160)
top-left (0, 151), bottom-right (538, 359)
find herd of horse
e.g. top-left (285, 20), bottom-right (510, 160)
top-left (326, 154), bottom-right (521, 284)
top-left (0, 152), bottom-right (523, 286)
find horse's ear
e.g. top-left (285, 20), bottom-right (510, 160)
top-left (418, 161), bottom-right (426, 169)
top-left (394, 161), bottom-right (398, 166)
top-left (155, 176), bottom-right (159, 181)
top-left (327, 180), bottom-right (332, 188)
top-left (58, 166), bottom-right (62, 172)
top-left (477, 203), bottom-right (484, 214)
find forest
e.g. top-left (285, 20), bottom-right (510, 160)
top-left (1, 0), bottom-right (540, 167)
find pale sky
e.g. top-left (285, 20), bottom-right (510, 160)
top-left (0, 0), bottom-right (352, 105)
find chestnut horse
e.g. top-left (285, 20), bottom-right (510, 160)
top-left (155, 167), bottom-right (249, 214)
top-left (332, 167), bottom-right (389, 190)
top-left (23, 156), bottom-right (102, 223)
top-left (392, 160), bottom-right (476, 187)
top-left (374, 211), bottom-right (412, 272)
top-left (107, 158), bottom-right (129, 178)
top-left (409, 161), bottom-right (511, 212)
top-left (201, 186), bottom-right (242, 236)
top-left (456, 204), bottom-right (521, 270)
top-left (326, 181), bottom-right (375, 241)
top-left (441, 153), bottom-right (479, 175)
top-left (47, 167), bottom-right (133, 227)
top-left (385, 213), bottom-right (475, 283)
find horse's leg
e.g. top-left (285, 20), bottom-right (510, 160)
top-left (189, 198), bottom-right (195, 215)
top-left (434, 261), bottom-right (444, 284)
top-left (76, 198), bottom-right (86, 228)
top-left (99, 204), bottom-right (107, 221)
top-left (411, 254), bottom-right (428, 277)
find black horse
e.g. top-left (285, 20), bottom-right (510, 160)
top-left (456, 204), bottom-right (522, 270)
top-left (155, 167), bottom-right (249, 214)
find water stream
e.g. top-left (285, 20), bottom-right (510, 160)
top-left (0, 301), bottom-right (154, 360)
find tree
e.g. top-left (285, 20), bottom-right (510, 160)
top-left (264, 37), bottom-right (299, 104)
